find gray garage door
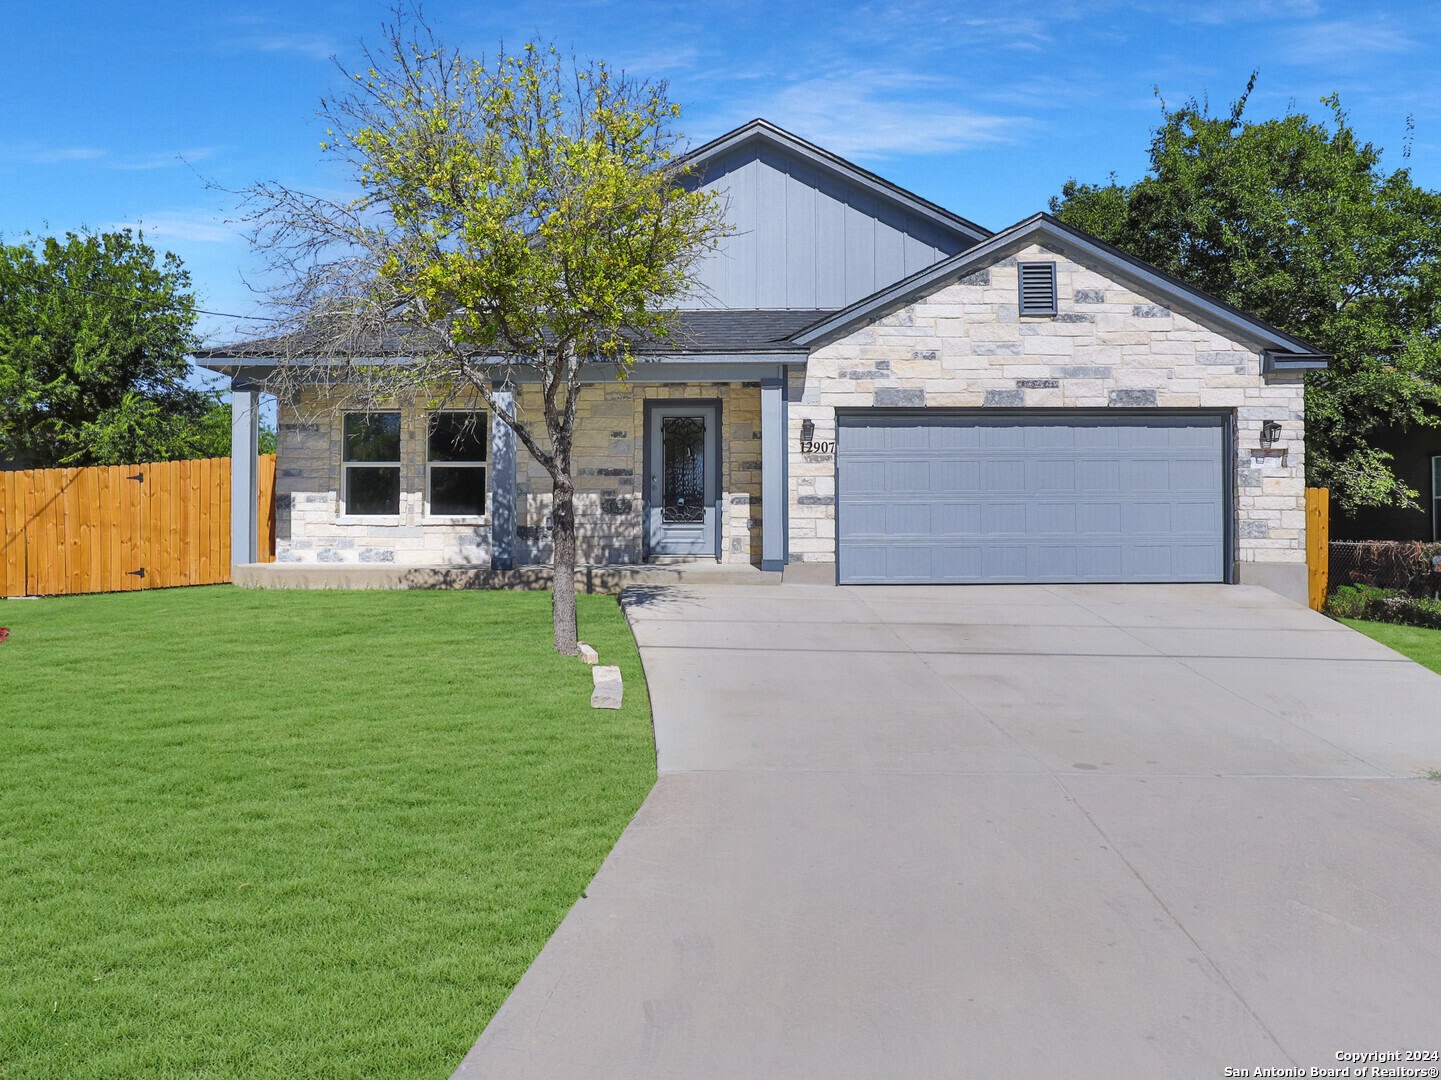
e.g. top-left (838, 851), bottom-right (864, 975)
top-left (837, 412), bottom-right (1228, 585)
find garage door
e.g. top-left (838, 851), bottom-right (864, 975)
top-left (837, 412), bottom-right (1228, 584)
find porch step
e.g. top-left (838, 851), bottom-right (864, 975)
top-left (232, 561), bottom-right (781, 593)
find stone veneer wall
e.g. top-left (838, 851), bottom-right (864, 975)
top-left (274, 382), bottom-right (763, 566)
top-left (788, 241), bottom-right (1308, 572)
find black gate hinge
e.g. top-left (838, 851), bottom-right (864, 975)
top-left (127, 472), bottom-right (144, 482)
top-left (127, 568), bottom-right (146, 578)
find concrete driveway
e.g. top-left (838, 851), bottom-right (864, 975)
top-left (455, 584), bottom-right (1441, 1079)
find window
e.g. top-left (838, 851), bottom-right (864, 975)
top-left (1018, 261), bottom-right (1058, 316)
top-left (427, 412), bottom-right (487, 517)
top-left (1433, 456), bottom-right (1441, 541)
top-left (342, 412), bottom-right (401, 516)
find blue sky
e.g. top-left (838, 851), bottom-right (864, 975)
top-left (3, 0), bottom-right (1438, 386)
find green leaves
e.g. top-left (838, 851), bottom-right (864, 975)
top-left (1052, 85), bottom-right (1441, 511)
top-left (0, 230), bottom-right (210, 468)
top-left (335, 37), bottom-right (723, 373)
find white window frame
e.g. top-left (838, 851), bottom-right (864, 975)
top-left (340, 411), bottom-right (402, 520)
top-left (1432, 455), bottom-right (1440, 542)
top-left (425, 411), bottom-right (488, 522)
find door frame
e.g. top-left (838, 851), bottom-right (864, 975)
top-left (642, 397), bottom-right (723, 561)
top-left (834, 407), bottom-right (1236, 586)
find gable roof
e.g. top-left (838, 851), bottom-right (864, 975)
top-left (790, 212), bottom-right (1329, 366)
top-left (679, 119), bottom-right (992, 247)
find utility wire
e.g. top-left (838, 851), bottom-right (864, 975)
top-left (6, 270), bottom-right (282, 322)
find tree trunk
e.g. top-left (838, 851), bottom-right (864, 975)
top-left (551, 477), bottom-right (579, 655)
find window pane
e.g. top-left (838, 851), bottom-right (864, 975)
top-left (428, 413), bottom-right (486, 462)
top-left (346, 467), bottom-right (400, 514)
top-left (430, 467), bottom-right (486, 516)
top-left (1433, 456), bottom-right (1441, 496)
top-left (661, 415), bottom-right (706, 523)
top-left (343, 413), bottom-right (401, 462)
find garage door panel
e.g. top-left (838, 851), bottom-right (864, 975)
top-left (840, 460), bottom-right (887, 494)
top-left (1122, 501), bottom-right (1173, 534)
top-left (1171, 459), bottom-right (1218, 491)
top-left (981, 502), bottom-right (1027, 534)
top-left (1079, 545), bottom-right (1124, 578)
top-left (1035, 545), bottom-right (1079, 577)
top-left (888, 503), bottom-right (931, 534)
top-left (982, 460), bottom-right (1026, 492)
top-left (1034, 502), bottom-right (1078, 534)
top-left (932, 545), bottom-right (982, 577)
top-left (1033, 426), bottom-right (1077, 449)
top-left (838, 413), bottom-right (1227, 585)
top-left (934, 460), bottom-right (981, 493)
top-left (1076, 459), bottom-right (1121, 490)
top-left (1175, 500), bottom-right (1222, 534)
top-left (1030, 458), bottom-right (1076, 491)
top-left (887, 545), bottom-right (933, 580)
top-left (1078, 502), bottom-right (1122, 534)
top-left (1075, 425), bottom-right (1122, 449)
top-left (885, 459), bottom-right (931, 492)
top-left (933, 502), bottom-right (981, 535)
top-left (982, 546), bottom-right (1028, 578)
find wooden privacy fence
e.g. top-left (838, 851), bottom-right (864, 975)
top-left (0, 455), bottom-right (275, 598)
top-left (1305, 487), bottom-right (1330, 612)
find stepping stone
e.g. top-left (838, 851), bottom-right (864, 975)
top-left (591, 665), bottom-right (623, 710)
top-left (577, 641), bottom-right (599, 665)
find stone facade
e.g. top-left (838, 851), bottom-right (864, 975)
top-left (789, 242), bottom-right (1308, 575)
top-left (271, 243), bottom-right (1308, 585)
top-left (274, 382), bottom-right (764, 566)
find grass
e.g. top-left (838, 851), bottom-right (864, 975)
top-left (1338, 617), bottom-right (1441, 677)
top-left (0, 586), bottom-right (656, 1079)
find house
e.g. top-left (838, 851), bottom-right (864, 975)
top-left (1331, 425), bottom-right (1441, 542)
top-left (198, 119), bottom-right (1329, 603)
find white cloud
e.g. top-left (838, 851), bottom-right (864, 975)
top-left (106, 211), bottom-right (240, 245)
top-left (241, 32), bottom-right (339, 61)
top-left (109, 148), bottom-right (216, 172)
top-left (1285, 20), bottom-right (1416, 63)
top-left (711, 75), bottom-right (1023, 159)
top-left (11, 147), bottom-right (106, 164)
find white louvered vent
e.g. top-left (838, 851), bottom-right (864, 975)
top-left (1018, 262), bottom-right (1057, 316)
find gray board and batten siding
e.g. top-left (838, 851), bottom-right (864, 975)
top-left (678, 141), bottom-right (979, 311)
top-left (836, 411), bottom-right (1232, 586)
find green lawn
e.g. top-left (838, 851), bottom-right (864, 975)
top-left (0, 586), bottom-right (656, 1079)
top-left (1339, 618), bottom-right (1441, 676)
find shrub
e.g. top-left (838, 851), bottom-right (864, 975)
top-left (1374, 596), bottom-right (1441, 630)
top-left (1324, 585), bottom-right (1404, 620)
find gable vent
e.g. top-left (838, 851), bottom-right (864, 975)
top-left (1018, 262), bottom-right (1058, 316)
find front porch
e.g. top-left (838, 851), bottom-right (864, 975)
top-left (226, 361), bottom-right (793, 577)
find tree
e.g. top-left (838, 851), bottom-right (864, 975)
top-left (241, 11), bottom-right (726, 654)
top-left (1050, 79), bottom-right (1441, 512)
top-left (0, 229), bottom-right (226, 467)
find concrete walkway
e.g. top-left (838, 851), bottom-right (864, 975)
top-left (454, 584), bottom-right (1441, 1079)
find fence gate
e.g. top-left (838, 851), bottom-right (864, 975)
top-left (1, 455), bottom-right (274, 598)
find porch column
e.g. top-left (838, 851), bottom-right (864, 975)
top-left (760, 375), bottom-right (787, 572)
top-left (490, 383), bottom-right (517, 570)
top-left (230, 379), bottom-right (260, 568)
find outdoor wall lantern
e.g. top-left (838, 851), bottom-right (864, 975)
top-left (1260, 419), bottom-right (1283, 447)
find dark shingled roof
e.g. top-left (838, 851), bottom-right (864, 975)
top-left (193, 309), bottom-right (830, 363)
top-left (639, 310), bottom-right (828, 354)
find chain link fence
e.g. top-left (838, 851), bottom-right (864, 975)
top-left (1329, 540), bottom-right (1441, 598)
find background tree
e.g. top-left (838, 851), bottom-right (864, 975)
top-left (1051, 79), bottom-right (1441, 512)
top-left (242, 12), bottom-right (726, 654)
top-left (0, 229), bottom-right (237, 467)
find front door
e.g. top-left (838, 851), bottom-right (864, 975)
top-left (646, 403), bottom-right (719, 557)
